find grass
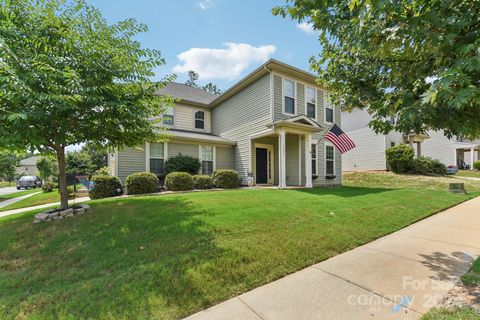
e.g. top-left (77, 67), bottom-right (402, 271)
top-left (462, 257), bottom-right (480, 286)
top-left (0, 188), bottom-right (39, 202)
top-left (0, 173), bottom-right (478, 319)
top-left (421, 307), bottom-right (480, 320)
top-left (0, 190), bottom-right (60, 212)
top-left (0, 181), bottom-right (13, 188)
top-left (457, 170), bottom-right (480, 179)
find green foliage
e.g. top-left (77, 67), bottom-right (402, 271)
top-left (0, 0), bottom-right (174, 208)
top-left (461, 257), bottom-right (480, 286)
top-left (411, 157), bottom-right (447, 176)
top-left (65, 151), bottom-right (94, 176)
top-left (192, 175), bottom-right (213, 189)
top-left (89, 175), bottom-right (123, 200)
top-left (125, 172), bottom-right (158, 195)
top-left (165, 172), bottom-right (194, 191)
top-left (212, 170), bottom-right (239, 188)
top-left (184, 70), bottom-right (223, 94)
top-left (81, 143), bottom-right (108, 173)
top-left (273, 1), bottom-right (480, 139)
top-left (67, 186), bottom-right (75, 199)
top-left (385, 145), bottom-right (414, 173)
top-left (94, 166), bottom-right (110, 176)
top-left (36, 156), bottom-right (58, 181)
top-left (165, 154), bottom-right (201, 175)
top-left (0, 152), bottom-right (20, 183)
top-left (41, 182), bottom-right (55, 193)
top-left (474, 161), bottom-right (480, 171)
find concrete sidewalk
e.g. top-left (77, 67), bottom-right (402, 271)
top-left (0, 191), bottom-right (40, 209)
top-left (0, 197), bottom-right (90, 219)
top-left (185, 196), bottom-right (480, 320)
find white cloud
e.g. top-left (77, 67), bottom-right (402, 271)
top-left (173, 43), bottom-right (277, 80)
top-left (297, 22), bottom-right (317, 34)
top-left (198, 0), bottom-right (213, 10)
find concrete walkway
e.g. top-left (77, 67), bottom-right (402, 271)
top-left (0, 186), bottom-right (21, 196)
top-left (185, 196), bottom-right (480, 320)
top-left (0, 197), bottom-right (90, 219)
top-left (0, 192), bottom-right (40, 209)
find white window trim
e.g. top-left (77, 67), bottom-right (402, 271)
top-left (324, 142), bottom-right (335, 176)
top-left (305, 86), bottom-right (317, 121)
top-left (324, 93), bottom-right (334, 124)
top-left (199, 145), bottom-right (216, 175)
top-left (162, 106), bottom-right (175, 127)
top-left (146, 142), bottom-right (168, 173)
top-left (193, 109), bottom-right (206, 131)
top-left (282, 77), bottom-right (296, 116)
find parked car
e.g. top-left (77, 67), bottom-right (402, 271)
top-left (446, 165), bottom-right (458, 175)
top-left (16, 176), bottom-right (42, 189)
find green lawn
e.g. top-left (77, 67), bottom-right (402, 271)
top-left (0, 181), bottom-right (13, 188)
top-left (0, 188), bottom-right (39, 202)
top-left (462, 257), bottom-right (480, 286)
top-left (457, 170), bottom-right (480, 179)
top-left (0, 190), bottom-right (61, 212)
top-left (421, 307), bottom-right (480, 320)
top-left (0, 177), bottom-right (478, 319)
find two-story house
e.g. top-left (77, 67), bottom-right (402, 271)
top-left (109, 59), bottom-right (342, 187)
top-left (341, 108), bottom-right (480, 171)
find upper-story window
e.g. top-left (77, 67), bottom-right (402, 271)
top-left (325, 95), bottom-right (334, 123)
top-left (284, 79), bottom-right (295, 114)
top-left (306, 87), bottom-right (316, 119)
top-left (150, 143), bottom-right (165, 176)
top-left (163, 107), bottom-right (174, 125)
top-left (195, 111), bottom-right (205, 130)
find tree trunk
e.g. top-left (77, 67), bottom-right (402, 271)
top-left (56, 146), bottom-right (69, 210)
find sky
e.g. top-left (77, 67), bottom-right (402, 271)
top-left (86, 0), bottom-right (322, 90)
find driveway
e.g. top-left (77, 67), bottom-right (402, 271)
top-left (185, 196), bottom-right (480, 320)
top-left (0, 187), bottom-right (19, 196)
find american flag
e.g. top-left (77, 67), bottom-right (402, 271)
top-left (324, 124), bottom-right (356, 153)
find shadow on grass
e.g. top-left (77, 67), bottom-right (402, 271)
top-left (0, 197), bottom-right (228, 319)
top-left (293, 185), bottom-right (395, 198)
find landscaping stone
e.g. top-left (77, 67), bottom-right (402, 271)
top-left (33, 204), bottom-right (92, 223)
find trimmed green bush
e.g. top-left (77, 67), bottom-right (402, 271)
top-left (89, 175), bottom-right (123, 199)
top-left (411, 156), bottom-right (447, 175)
top-left (165, 172), bottom-right (194, 191)
top-left (126, 172), bottom-right (158, 195)
top-left (474, 161), bottom-right (480, 171)
top-left (94, 166), bottom-right (110, 176)
top-left (386, 144), bottom-right (414, 173)
top-left (41, 182), bottom-right (55, 193)
top-left (165, 154), bottom-right (201, 175)
top-left (212, 169), bottom-right (239, 188)
top-left (193, 175), bottom-right (213, 189)
top-left (67, 186), bottom-right (76, 199)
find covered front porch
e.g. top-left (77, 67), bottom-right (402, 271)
top-left (249, 115), bottom-right (323, 188)
top-left (455, 145), bottom-right (480, 170)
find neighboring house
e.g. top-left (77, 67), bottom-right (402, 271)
top-left (16, 156), bottom-right (38, 176)
top-left (109, 59), bottom-right (342, 187)
top-left (341, 109), bottom-right (480, 171)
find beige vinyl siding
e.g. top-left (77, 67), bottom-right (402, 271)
top-left (212, 74), bottom-right (271, 184)
top-left (341, 127), bottom-right (387, 171)
top-left (216, 146), bottom-right (234, 170)
top-left (286, 133), bottom-right (301, 186)
top-left (297, 83), bottom-right (305, 115)
top-left (168, 142), bottom-right (199, 159)
top-left (173, 104), bottom-right (211, 132)
top-left (422, 131), bottom-right (478, 167)
top-left (117, 145), bottom-right (146, 182)
top-left (273, 75), bottom-right (284, 120)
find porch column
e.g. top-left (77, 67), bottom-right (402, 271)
top-left (305, 134), bottom-right (313, 188)
top-left (471, 147), bottom-right (475, 170)
top-left (416, 142), bottom-right (421, 158)
top-left (278, 128), bottom-right (286, 188)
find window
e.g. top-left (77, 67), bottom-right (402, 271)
top-left (163, 107), bottom-right (174, 125)
top-left (201, 146), bottom-right (214, 175)
top-left (284, 79), bottom-right (295, 114)
top-left (325, 94), bottom-right (334, 123)
top-left (311, 144), bottom-right (317, 175)
top-left (390, 142), bottom-right (396, 148)
top-left (150, 143), bottom-right (165, 175)
top-left (195, 111), bottom-right (205, 129)
top-left (306, 87), bottom-right (316, 119)
top-left (326, 145), bottom-right (334, 175)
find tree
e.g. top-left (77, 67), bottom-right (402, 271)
top-left (36, 156), bottom-right (59, 181)
top-left (81, 142), bottom-right (108, 172)
top-left (0, 0), bottom-right (174, 209)
top-left (273, 0), bottom-right (480, 139)
top-left (185, 71), bottom-right (199, 87)
top-left (202, 83), bottom-right (223, 95)
top-left (0, 152), bottom-right (20, 185)
top-left (65, 151), bottom-right (94, 176)
top-left (185, 70), bottom-right (223, 94)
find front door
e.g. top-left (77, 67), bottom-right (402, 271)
top-left (256, 148), bottom-right (268, 184)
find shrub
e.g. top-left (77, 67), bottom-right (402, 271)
top-left (165, 154), bottom-right (201, 175)
top-left (165, 172), bottom-right (194, 191)
top-left (385, 144), bottom-right (414, 173)
top-left (212, 169), bottom-right (239, 188)
top-left (193, 175), bottom-right (213, 189)
top-left (474, 161), bottom-right (480, 171)
top-left (94, 166), bottom-right (110, 176)
top-left (41, 182), bottom-right (55, 193)
top-left (411, 156), bottom-right (447, 175)
top-left (67, 186), bottom-right (76, 199)
top-left (126, 172), bottom-right (159, 195)
top-left (89, 175), bottom-right (123, 199)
